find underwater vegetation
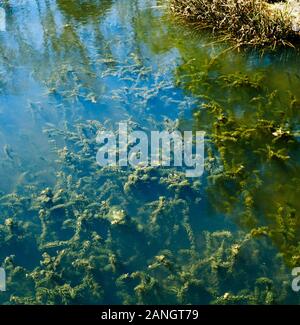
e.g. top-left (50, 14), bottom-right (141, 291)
top-left (0, 0), bottom-right (300, 305)
top-left (169, 0), bottom-right (300, 47)
top-left (0, 120), bottom-right (298, 305)
top-left (173, 46), bottom-right (300, 270)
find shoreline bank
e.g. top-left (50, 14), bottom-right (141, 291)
top-left (169, 0), bottom-right (300, 47)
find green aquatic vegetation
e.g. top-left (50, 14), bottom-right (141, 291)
top-left (261, 145), bottom-right (291, 161)
top-left (117, 229), bottom-right (294, 304)
top-left (219, 72), bottom-right (265, 90)
top-left (0, 0), bottom-right (300, 306)
top-left (172, 48), bottom-right (300, 269)
top-left (1, 119), bottom-right (297, 304)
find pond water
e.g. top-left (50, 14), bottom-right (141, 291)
top-left (0, 0), bottom-right (300, 304)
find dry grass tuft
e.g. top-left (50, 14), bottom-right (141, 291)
top-left (169, 0), bottom-right (300, 47)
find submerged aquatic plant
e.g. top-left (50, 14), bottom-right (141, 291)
top-left (0, 120), bottom-right (297, 305)
top-left (172, 39), bottom-right (300, 270)
top-left (0, 0), bottom-right (299, 306)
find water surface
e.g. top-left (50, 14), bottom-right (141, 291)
top-left (0, 0), bottom-right (300, 304)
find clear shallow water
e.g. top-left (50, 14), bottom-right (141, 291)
top-left (0, 0), bottom-right (300, 304)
